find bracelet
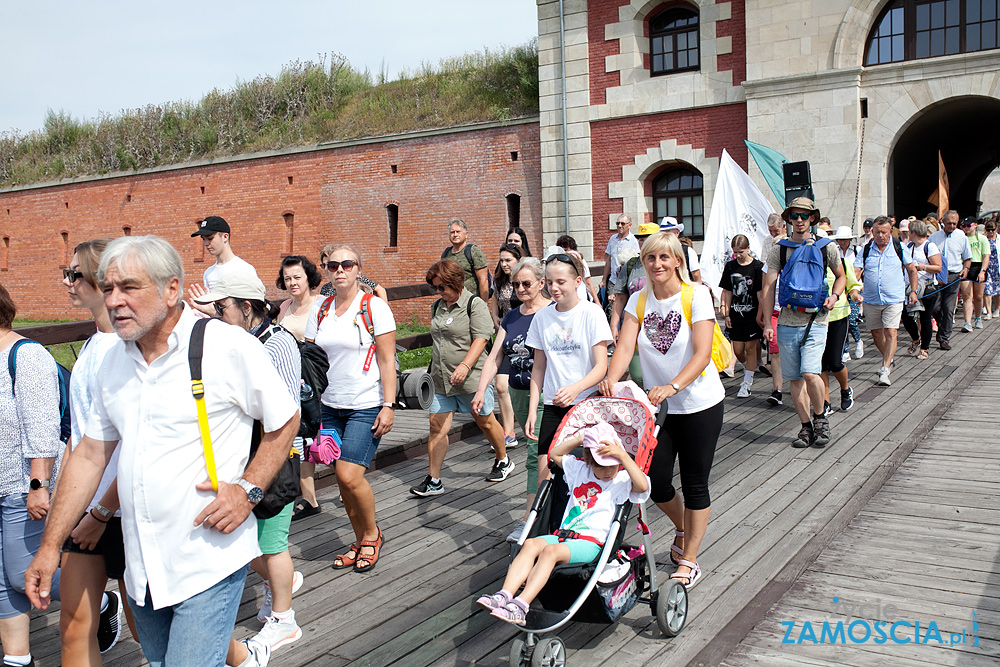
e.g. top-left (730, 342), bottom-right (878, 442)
top-left (459, 362), bottom-right (471, 371)
top-left (90, 507), bottom-right (110, 524)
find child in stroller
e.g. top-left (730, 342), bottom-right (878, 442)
top-left (477, 421), bottom-right (650, 626)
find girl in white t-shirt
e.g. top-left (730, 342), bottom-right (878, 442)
top-left (59, 238), bottom-right (138, 660)
top-left (305, 246), bottom-right (396, 574)
top-left (600, 232), bottom-right (724, 590)
top-left (477, 422), bottom-right (649, 625)
top-left (525, 254), bottom-right (613, 481)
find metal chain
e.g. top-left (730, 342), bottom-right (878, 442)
top-left (851, 117), bottom-right (867, 233)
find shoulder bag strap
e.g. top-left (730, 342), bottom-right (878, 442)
top-left (188, 318), bottom-right (218, 492)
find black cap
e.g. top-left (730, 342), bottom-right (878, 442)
top-left (960, 216), bottom-right (977, 227)
top-left (191, 216), bottom-right (230, 237)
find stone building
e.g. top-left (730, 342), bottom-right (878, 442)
top-left (537, 0), bottom-right (1000, 260)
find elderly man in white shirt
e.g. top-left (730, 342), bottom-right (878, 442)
top-left (600, 213), bottom-right (640, 315)
top-left (26, 235), bottom-right (300, 667)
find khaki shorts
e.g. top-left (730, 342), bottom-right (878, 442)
top-left (866, 302), bottom-right (903, 329)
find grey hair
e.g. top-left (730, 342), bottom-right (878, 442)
top-left (944, 209), bottom-right (959, 221)
top-left (448, 218), bottom-right (468, 231)
top-left (511, 257), bottom-right (544, 282)
top-left (908, 219), bottom-right (930, 238)
top-left (767, 213), bottom-right (783, 228)
top-left (617, 213), bottom-right (631, 224)
top-left (97, 235), bottom-right (184, 296)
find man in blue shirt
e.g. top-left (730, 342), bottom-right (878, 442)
top-left (854, 216), bottom-right (918, 386)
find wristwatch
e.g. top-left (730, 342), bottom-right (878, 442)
top-left (29, 478), bottom-right (50, 490)
top-left (235, 478), bottom-right (264, 505)
top-left (92, 503), bottom-right (113, 521)
top-left (669, 382), bottom-right (681, 393)
top-left (381, 402), bottom-right (395, 409)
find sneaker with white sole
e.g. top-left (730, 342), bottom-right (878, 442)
top-left (506, 519), bottom-right (527, 543)
top-left (254, 613), bottom-right (302, 651)
top-left (258, 571), bottom-right (305, 622)
top-left (97, 590), bottom-right (123, 654)
top-left (840, 386), bottom-right (854, 411)
top-left (962, 321), bottom-right (973, 333)
top-left (855, 340), bottom-right (864, 358)
top-left (975, 317), bottom-right (983, 329)
top-left (504, 433), bottom-right (518, 449)
top-left (842, 351), bottom-right (851, 364)
top-left (876, 366), bottom-right (891, 386)
top-left (823, 401), bottom-right (833, 417)
top-left (486, 458), bottom-right (515, 482)
top-left (766, 389), bottom-right (783, 406)
top-left (737, 381), bottom-right (751, 398)
top-left (410, 475), bottom-right (444, 497)
top-left (238, 637), bottom-right (271, 667)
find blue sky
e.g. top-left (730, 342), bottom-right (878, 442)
top-left (0, 0), bottom-right (538, 134)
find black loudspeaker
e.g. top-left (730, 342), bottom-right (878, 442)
top-left (783, 161), bottom-right (813, 205)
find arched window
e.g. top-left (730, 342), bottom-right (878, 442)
top-left (650, 5), bottom-right (700, 76)
top-left (865, 0), bottom-right (1000, 66)
top-left (653, 167), bottom-right (704, 239)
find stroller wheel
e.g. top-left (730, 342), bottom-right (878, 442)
top-left (656, 580), bottom-right (688, 637)
top-left (509, 637), bottom-right (528, 667)
top-left (531, 636), bottom-right (566, 667)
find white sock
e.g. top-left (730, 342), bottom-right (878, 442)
top-left (100, 592), bottom-right (109, 613)
top-left (272, 608), bottom-right (294, 622)
top-left (4, 654), bottom-right (32, 667)
top-left (499, 456), bottom-right (509, 465)
top-left (430, 477), bottom-right (441, 485)
top-left (743, 371), bottom-right (754, 383)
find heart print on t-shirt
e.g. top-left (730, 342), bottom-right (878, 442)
top-left (643, 310), bottom-right (681, 354)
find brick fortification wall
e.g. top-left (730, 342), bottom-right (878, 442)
top-left (0, 121), bottom-right (541, 324)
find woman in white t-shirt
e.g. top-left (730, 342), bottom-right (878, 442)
top-left (600, 232), bottom-right (724, 590)
top-left (59, 238), bottom-right (137, 662)
top-left (525, 253), bottom-right (613, 483)
top-left (305, 246), bottom-right (396, 573)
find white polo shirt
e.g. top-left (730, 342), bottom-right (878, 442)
top-left (604, 233), bottom-right (640, 286)
top-left (85, 306), bottom-right (299, 609)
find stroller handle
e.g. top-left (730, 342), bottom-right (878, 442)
top-left (653, 399), bottom-right (668, 436)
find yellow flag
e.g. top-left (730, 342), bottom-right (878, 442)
top-left (927, 150), bottom-right (949, 217)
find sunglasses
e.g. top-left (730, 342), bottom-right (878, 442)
top-left (512, 280), bottom-right (535, 289)
top-left (213, 301), bottom-right (234, 317)
top-left (325, 259), bottom-right (358, 272)
top-left (63, 268), bottom-right (84, 283)
top-left (430, 284), bottom-right (446, 293)
top-left (788, 212), bottom-right (812, 221)
top-left (617, 221), bottom-right (630, 227)
top-left (499, 243), bottom-right (521, 255)
top-left (547, 253), bottom-right (580, 275)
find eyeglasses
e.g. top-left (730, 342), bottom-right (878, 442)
top-left (512, 280), bottom-right (535, 290)
top-left (788, 212), bottom-right (812, 221)
top-left (430, 283), bottom-right (446, 293)
top-left (213, 301), bottom-right (233, 317)
top-left (62, 268), bottom-right (84, 283)
top-left (325, 259), bottom-right (358, 272)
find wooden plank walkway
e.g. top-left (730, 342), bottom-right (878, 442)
top-left (25, 318), bottom-right (1000, 666)
top-left (720, 338), bottom-right (1000, 666)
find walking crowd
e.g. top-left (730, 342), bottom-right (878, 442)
top-left (0, 200), bottom-right (994, 665)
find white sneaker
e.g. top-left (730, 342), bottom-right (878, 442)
top-left (258, 571), bottom-right (304, 622)
top-left (238, 638), bottom-right (271, 667)
top-left (737, 381), bottom-right (751, 398)
top-left (842, 351), bottom-right (851, 364)
top-left (876, 366), bottom-right (891, 387)
top-left (254, 613), bottom-right (303, 651)
top-left (855, 340), bottom-right (864, 358)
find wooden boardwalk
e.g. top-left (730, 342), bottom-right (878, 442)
top-left (28, 319), bottom-right (1000, 666)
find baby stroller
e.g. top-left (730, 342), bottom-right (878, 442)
top-left (506, 391), bottom-right (688, 667)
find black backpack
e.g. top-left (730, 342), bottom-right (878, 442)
top-left (441, 244), bottom-right (495, 297)
top-left (258, 322), bottom-right (329, 440)
top-left (8, 339), bottom-right (73, 444)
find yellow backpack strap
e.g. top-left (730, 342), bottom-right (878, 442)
top-left (188, 318), bottom-right (218, 492)
top-left (635, 291), bottom-right (647, 352)
top-left (680, 283), bottom-right (694, 328)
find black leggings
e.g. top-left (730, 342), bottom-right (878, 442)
top-left (648, 400), bottom-right (725, 510)
top-left (538, 404), bottom-right (572, 458)
top-left (902, 290), bottom-right (939, 351)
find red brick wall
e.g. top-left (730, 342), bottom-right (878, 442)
top-left (589, 103), bottom-right (748, 250)
top-left (0, 123), bottom-right (541, 324)
top-left (717, 0), bottom-right (746, 85)
top-left (588, 0), bottom-right (628, 106)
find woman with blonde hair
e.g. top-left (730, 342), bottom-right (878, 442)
top-left (600, 232), bottom-right (724, 590)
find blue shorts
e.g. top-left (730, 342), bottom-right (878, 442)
top-left (429, 384), bottom-right (495, 416)
top-left (319, 405), bottom-right (382, 468)
top-left (539, 535), bottom-right (602, 564)
top-left (776, 323), bottom-right (828, 381)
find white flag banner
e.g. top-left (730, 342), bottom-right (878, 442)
top-left (702, 149), bottom-right (775, 298)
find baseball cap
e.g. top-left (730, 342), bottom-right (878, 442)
top-left (193, 272), bottom-right (266, 304)
top-left (582, 422), bottom-right (624, 467)
top-left (635, 222), bottom-right (659, 236)
top-left (191, 215), bottom-right (231, 237)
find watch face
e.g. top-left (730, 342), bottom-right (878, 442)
top-left (30, 479), bottom-right (40, 490)
top-left (248, 487), bottom-right (264, 504)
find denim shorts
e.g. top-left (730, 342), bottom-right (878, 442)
top-left (1, 493), bottom-right (59, 618)
top-left (429, 384), bottom-right (495, 416)
top-left (319, 404), bottom-right (382, 468)
top-left (538, 535), bottom-right (602, 564)
top-left (776, 323), bottom-right (827, 381)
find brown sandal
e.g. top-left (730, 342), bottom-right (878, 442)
top-left (354, 527), bottom-right (384, 573)
top-left (332, 543), bottom-right (359, 570)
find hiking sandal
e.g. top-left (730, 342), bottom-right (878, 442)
top-left (670, 529), bottom-right (685, 566)
top-left (332, 543), bottom-right (359, 570)
top-left (907, 340), bottom-right (920, 355)
top-left (916, 349), bottom-right (929, 360)
top-left (354, 527), bottom-right (384, 573)
top-left (670, 558), bottom-right (702, 590)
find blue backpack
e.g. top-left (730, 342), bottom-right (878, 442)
top-left (7, 339), bottom-right (73, 444)
top-left (777, 237), bottom-right (832, 312)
